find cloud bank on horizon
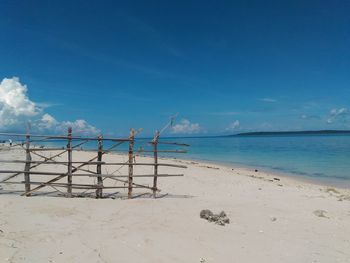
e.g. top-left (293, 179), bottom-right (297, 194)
top-left (0, 77), bottom-right (100, 135)
top-left (327, 108), bottom-right (348, 124)
top-left (171, 119), bottom-right (202, 134)
top-left (225, 120), bottom-right (240, 132)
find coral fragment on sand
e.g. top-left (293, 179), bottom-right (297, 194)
top-left (200, 209), bottom-right (230, 226)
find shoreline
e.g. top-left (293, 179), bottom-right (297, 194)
top-left (23, 139), bottom-right (350, 189)
top-left (3, 143), bottom-right (350, 190)
top-left (166, 155), bottom-right (350, 190)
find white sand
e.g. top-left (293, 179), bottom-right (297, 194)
top-left (1, 147), bottom-right (350, 262)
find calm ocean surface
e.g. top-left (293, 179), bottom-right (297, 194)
top-left (36, 134), bottom-right (350, 187)
top-left (161, 134), bottom-right (350, 187)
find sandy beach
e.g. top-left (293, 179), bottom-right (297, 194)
top-left (0, 147), bottom-right (350, 263)
top-left (2, 1), bottom-right (350, 262)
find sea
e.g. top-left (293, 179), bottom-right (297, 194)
top-left (159, 134), bottom-right (350, 188)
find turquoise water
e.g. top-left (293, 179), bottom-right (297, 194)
top-left (28, 134), bottom-right (350, 187)
top-left (160, 134), bottom-right (350, 187)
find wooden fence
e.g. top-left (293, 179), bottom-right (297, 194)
top-left (0, 128), bottom-right (188, 198)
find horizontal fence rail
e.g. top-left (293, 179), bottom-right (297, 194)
top-left (0, 160), bottom-right (187, 168)
top-left (0, 128), bottom-right (189, 198)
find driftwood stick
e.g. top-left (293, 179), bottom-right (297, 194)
top-left (153, 130), bottom-right (160, 198)
top-left (0, 171), bottom-right (184, 177)
top-left (107, 177), bottom-right (157, 191)
top-left (0, 162), bottom-right (187, 181)
top-left (128, 129), bottom-right (135, 198)
top-left (0, 160), bottom-right (96, 164)
top-left (67, 127), bottom-right (73, 197)
top-left (0, 170), bottom-right (66, 175)
top-left (96, 135), bottom-right (103, 198)
top-left (24, 132), bottom-right (31, 196)
top-left (2, 181), bottom-right (152, 190)
top-left (156, 141), bottom-right (190, 147)
top-left (0, 132), bottom-right (131, 141)
top-left (0, 160), bottom-right (187, 168)
top-left (83, 174), bottom-right (183, 178)
top-left (29, 148), bottom-right (65, 151)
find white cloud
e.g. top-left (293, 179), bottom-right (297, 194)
top-left (171, 119), bottom-right (202, 134)
top-left (260, 122), bottom-right (273, 130)
top-left (300, 114), bottom-right (320, 120)
top-left (259, 97), bottom-right (277, 103)
top-left (59, 119), bottom-right (100, 135)
top-left (327, 108), bottom-right (348, 124)
top-left (0, 77), bottom-right (40, 128)
top-left (225, 120), bottom-right (240, 132)
top-left (38, 113), bottom-right (58, 130)
top-left (209, 111), bottom-right (240, 116)
top-left (0, 77), bottom-right (100, 135)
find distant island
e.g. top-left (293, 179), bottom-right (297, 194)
top-left (233, 130), bottom-right (350, 136)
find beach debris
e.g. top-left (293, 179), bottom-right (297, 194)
top-left (206, 166), bottom-right (219, 170)
top-left (199, 258), bottom-right (206, 263)
top-left (313, 210), bottom-right (329, 218)
top-left (255, 169), bottom-right (258, 172)
top-left (325, 188), bottom-right (340, 194)
top-left (270, 216), bottom-right (277, 222)
top-left (339, 194), bottom-right (350, 201)
top-left (323, 188), bottom-right (350, 202)
top-left (200, 209), bottom-right (213, 219)
top-left (200, 209), bottom-right (230, 226)
top-left (273, 177), bottom-right (280, 181)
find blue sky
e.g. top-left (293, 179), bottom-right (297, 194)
top-left (1, 0), bottom-right (350, 136)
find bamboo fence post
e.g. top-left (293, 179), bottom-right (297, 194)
top-left (152, 130), bottom-right (160, 198)
top-left (128, 129), bottom-right (135, 198)
top-left (67, 127), bottom-right (73, 197)
top-left (24, 129), bottom-right (32, 196)
top-left (96, 135), bottom-right (103, 198)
